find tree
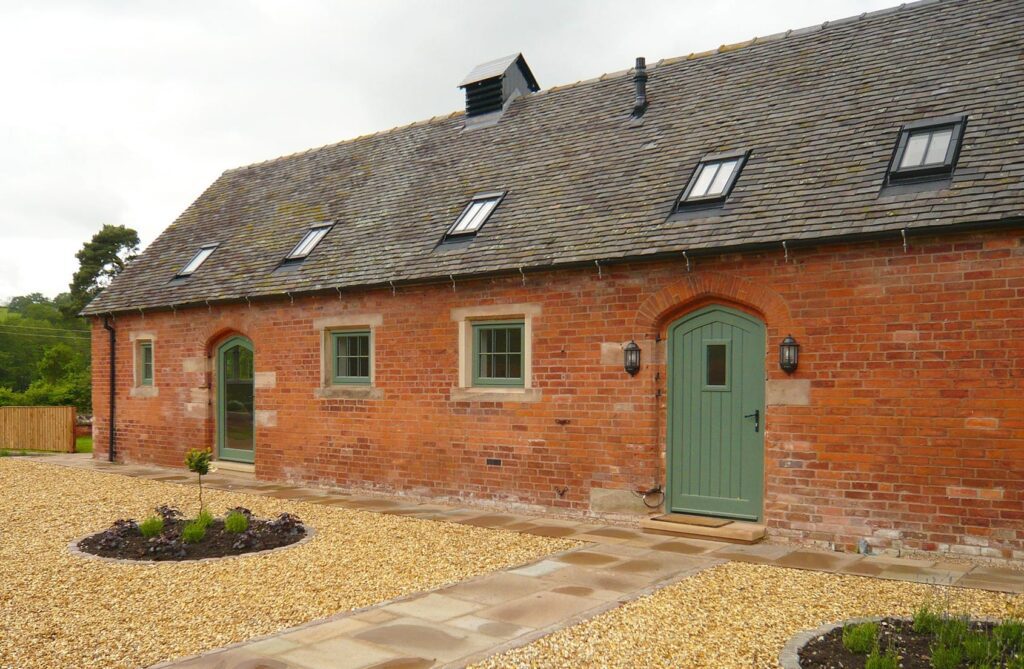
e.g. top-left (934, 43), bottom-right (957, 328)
top-left (37, 343), bottom-right (82, 384)
top-left (65, 224), bottom-right (140, 317)
top-left (7, 293), bottom-right (49, 314)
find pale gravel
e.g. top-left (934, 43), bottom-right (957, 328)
top-left (0, 459), bottom-right (573, 669)
top-left (474, 561), bottom-right (1024, 669)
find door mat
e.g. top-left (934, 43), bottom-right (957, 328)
top-left (653, 513), bottom-right (732, 528)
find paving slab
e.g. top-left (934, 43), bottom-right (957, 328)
top-left (475, 590), bottom-right (604, 628)
top-left (278, 636), bottom-right (404, 669)
top-left (352, 619), bottom-right (494, 663)
top-left (384, 593), bottom-right (483, 622)
top-left (773, 549), bottom-right (861, 572)
top-left (441, 572), bottom-right (550, 606)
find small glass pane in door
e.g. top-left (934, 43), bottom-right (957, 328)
top-left (706, 344), bottom-right (727, 387)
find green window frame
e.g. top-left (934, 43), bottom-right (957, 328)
top-left (331, 330), bottom-right (371, 385)
top-left (472, 321), bottom-right (524, 387)
top-left (139, 341), bottom-right (154, 386)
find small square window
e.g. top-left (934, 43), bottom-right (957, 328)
top-left (676, 151), bottom-right (749, 210)
top-left (888, 115), bottom-right (966, 183)
top-left (138, 341), bottom-right (154, 386)
top-left (177, 244), bottom-right (218, 277)
top-left (286, 223), bottom-right (332, 261)
top-left (332, 331), bottom-right (371, 384)
top-left (445, 193), bottom-right (504, 238)
top-left (472, 321), bottom-right (524, 387)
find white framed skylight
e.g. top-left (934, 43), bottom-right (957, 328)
top-left (677, 150), bottom-right (750, 208)
top-left (445, 192), bottom-right (504, 238)
top-left (286, 223), bottom-right (333, 261)
top-left (177, 244), bottom-right (218, 277)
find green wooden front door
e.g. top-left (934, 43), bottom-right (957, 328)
top-left (667, 306), bottom-right (765, 521)
top-left (217, 336), bottom-right (255, 464)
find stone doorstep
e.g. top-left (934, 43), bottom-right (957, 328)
top-left (640, 517), bottom-right (766, 544)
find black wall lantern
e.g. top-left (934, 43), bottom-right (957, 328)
top-left (779, 334), bottom-right (799, 374)
top-left (624, 340), bottom-right (641, 376)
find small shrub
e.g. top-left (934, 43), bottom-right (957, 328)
top-left (195, 509), bottom-right (214, 530)
top-left (937, 616), bottom-right (969, 647)
top-left (224, 511), bottom-right (249, 534)
top-left (184, 448), bottom-right (213, 512)
top-left (930, 641), bottom-right (964, 669)
top-left (963, 632), bottom-right (996, 666)
top-left (995, 619), bottom-right (1024, 653)
top-left (914, 605), bottom-right (943, 635)
top-left (180, 520), bottom-right (206, 544)
top-left (138, 515), bottom-right (164, 538)
top-left (0, 449), bottom-right (9, 457)
top-left (865, 645), bottom-right (899, 669)
top-left (842, 622), bottom-right (878, 654)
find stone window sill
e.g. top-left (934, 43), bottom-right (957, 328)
top-left (315, 386), bottom-right (384, 400)
top-left (129, 386), bottom-right (159, 398)
top-left (449, 387), bottom-right (542, 403)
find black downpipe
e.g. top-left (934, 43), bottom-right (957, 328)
top-left (102, 316), bottom-right (116, 462)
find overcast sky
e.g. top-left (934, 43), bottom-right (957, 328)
top-left (0, 0), bottom-right (894, 304)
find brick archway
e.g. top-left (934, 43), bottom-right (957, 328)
top-left (635, 271), bottom-right (791, 334)
top-left (203, 321), bottom-right (256, 357)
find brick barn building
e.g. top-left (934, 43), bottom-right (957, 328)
top-left (85, 0), bottom-right (1024, 558)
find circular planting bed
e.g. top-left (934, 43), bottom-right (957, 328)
top-left (784, 612), bottom-right (1024, 669)
top-left (75, 505), bottom-right (308, 562)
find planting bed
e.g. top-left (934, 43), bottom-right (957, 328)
top-left (799, 616), bottom-right (1023, 669)
top-left (77, 506), bottom-right (307, 561)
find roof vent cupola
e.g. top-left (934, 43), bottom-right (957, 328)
top-left (459, 53), bottom-right (539, 125)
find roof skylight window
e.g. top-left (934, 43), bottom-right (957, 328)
top-left (445, 193), bottom-right (504, 238)
top-left (888, 114), bottom-right (966, 183)
top-left (676, 150), bottom-right (749, 209)
top-left (285, 223), bottom-right (332, 261)
top-left (177, 244), bottom-right (218, 277)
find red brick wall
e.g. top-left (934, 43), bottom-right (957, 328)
top-left (91, 227), bottom-right (1024, 557)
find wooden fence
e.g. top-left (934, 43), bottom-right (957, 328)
top-left (0, 406), bottom-right (76, 453)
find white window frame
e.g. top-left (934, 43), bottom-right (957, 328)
top-left (177, 244), bottom-right (218, 276)
top-left (286, 223), bottom-right (333, 261)
top-left (445, 192), bottom-right (505, 238)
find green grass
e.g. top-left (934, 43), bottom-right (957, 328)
top-left (75, 436), bottom-right (92, 453)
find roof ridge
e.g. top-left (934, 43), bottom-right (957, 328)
top-left (224, 0), bottom-right (954, 174)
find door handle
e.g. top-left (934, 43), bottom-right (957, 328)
top-left (744, 409), bottom-right (760, 433)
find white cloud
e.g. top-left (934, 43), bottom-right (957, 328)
top-left (0, 0), bottom-right (894, 303)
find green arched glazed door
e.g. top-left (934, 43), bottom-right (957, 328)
top-left (667, 306), bottom-right (765, 521)
top-left (217, 336), bottom-right (255, 463)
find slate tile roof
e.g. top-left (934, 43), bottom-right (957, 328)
top-left (83, 0), bottom-right (1024, 315)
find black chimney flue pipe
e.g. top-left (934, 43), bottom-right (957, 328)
top-left (632, 56), bottom-right (648, 117)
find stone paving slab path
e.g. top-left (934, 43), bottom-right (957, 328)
top-left (34, 454), bottom-right (1024, 668)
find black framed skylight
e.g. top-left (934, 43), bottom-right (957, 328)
top-left (888, 114), bottom-right (966, 183)
top-left (676, 150), bottom-right (749, 210)
top-left (176, 244), bottom-right (218, 277)
top-left (445, 192), bottom-right (504, 238)
top-left (285, 223), bottom-right (333, 261)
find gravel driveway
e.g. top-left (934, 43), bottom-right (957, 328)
top-left (0, 459), bottom-right (572, 669)
top-left (474, 561), bottom-right (1024, 669)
